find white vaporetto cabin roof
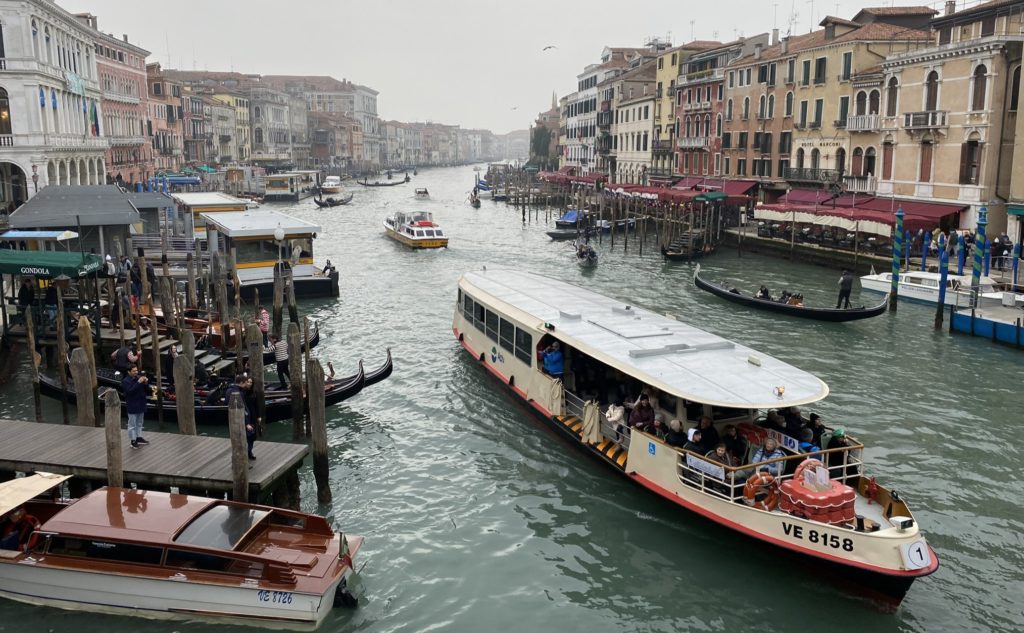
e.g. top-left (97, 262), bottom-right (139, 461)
top-left (172, 192), bottom-right (248, 208)
top-left (461, 269), bottom-right (829, 408)
top-left (201, 210), bottom-right (321, 238)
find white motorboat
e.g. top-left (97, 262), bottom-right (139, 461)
top-left (860, 269), bottom-right (1015, 307)
top-left (0, 473), bottom-right (362, 630)
top-left (414, 188), bottom-right (430, 200)
top-left (320, 176), bottom-right (344, 195)
top-left (383, 210), bottom-right (448, 249)
top-left (454, 269), bottom-right (938, 602)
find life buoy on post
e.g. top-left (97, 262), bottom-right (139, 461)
top-left (794, 458), bottom-right (825, 484)
top-left (743, 472), bottom-right (779, 511)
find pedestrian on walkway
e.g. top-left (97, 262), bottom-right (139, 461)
top-left (122, 365), bottom-right (150, 449)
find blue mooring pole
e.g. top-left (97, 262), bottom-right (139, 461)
top-left (890, 207), bottom-right (904, 312)
top-left (1013, 242), bottom-right (1021, 289)
top-left (957, 233), bottom-right (966, 275)
top-left (971, 207), bottom-right (988, 308)
top-left (921, 231), bottom-right (931, 271)
top-left (983, 239), bottom-right (991, 277)
top-left (935, 235), bottom-right (948, 329)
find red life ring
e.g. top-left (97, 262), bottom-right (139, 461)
top-left (743, 472), bottom-right (779, 511)
top-left (793, 458), bottom-right (825, 484)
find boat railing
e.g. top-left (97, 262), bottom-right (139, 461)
top-left (668, 440), bottom-right (866, 505)
top-left (564, 390), bottom-right (586, 419)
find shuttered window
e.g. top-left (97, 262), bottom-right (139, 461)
top-left (919, 142), bottom-right (933, 183)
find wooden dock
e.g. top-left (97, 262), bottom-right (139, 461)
top-left (0, 419), bottom-right (308, 505)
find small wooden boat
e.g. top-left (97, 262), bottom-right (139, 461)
top-left (693, 265), bottom-right (888, 322)
top-left (554, 208), bottom-right (589, 229)
top-left (313, 192), bottom-right (353, 208)
top-left (469, 197), bottom-right (481, 209)
top-left (383, 211), bottom-right (448, 249)
top-left (547, 227), bottom-right (596, 241)
top-left (357, 176), bottom-right (409, 187)
top-left (0, 473), bottom-right (362, 629)
top-left (320, 175), bottom-right (345, 194)
top-left (575, 244), bottom-right (599, 268)
top-left (594, 218), bottom-right (636, 233)
top-left (660, 238), bottom-right (715, 261)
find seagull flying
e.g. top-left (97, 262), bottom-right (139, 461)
top-left (542, 45), bottom-right (557, 51)
top-left (510, 107), bottom-right (518, 110)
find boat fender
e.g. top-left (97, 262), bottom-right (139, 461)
top-left (743, 472), bottom-right (779, 511)
top-left (479, 352), bottom-right (485, 362)
top-left (508, 375), bottom-right (515, 387)
top-left (458, 332), bottom-right (464, 342)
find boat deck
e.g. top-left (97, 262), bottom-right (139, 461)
top-left (0, 419), bottom-right (307, 500)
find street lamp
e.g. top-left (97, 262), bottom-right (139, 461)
top-left (274, 224), bottom-right (285, 269)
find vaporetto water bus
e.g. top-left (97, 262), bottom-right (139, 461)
top-left (383, 211), bottom-right (449, 249)
top-left (453, 269), bottom-right (938, 600)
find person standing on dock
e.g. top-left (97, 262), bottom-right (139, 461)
top-left (17, 277), bottom-right (35, 325)
top-left (267, 335), bottom-right (290, 389)
top-left (257, 306), bottom-right (270, 345)
top-left (122, 365), bottom-right (150, 449)
top-left (836, 270), bottom-right (854, 309)
top-left (225, 375), bottom-right (258, 460)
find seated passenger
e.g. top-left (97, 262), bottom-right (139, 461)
top-left (682, 428), bottom-right (703, 453)
top-left (783, 406), bottom-right (804, 437)
top-left (755, 286), bottom-right (772, 300)
top-left (778, 290), bottom-right (792, 304)
top-left (697, 415), bottom-right (720, 453)
top-left (0, 507), bottom-right (40, 551)
top-left (759, 410), bottom-right (786, 433)
top-left (787, 293), bottom-right (804, 307)
top-left (650, 414), bottom-right (667, 440)
top-left (629, 394), bottom-right (655, 431)
top-left (540, 342), bottom-right (564, 378)
top-left (665, 419), bottom-right (688, 447)
top-left (826, 427), bottom-right (857, 480)
top-left (798, 428), bottom-right (821, 454)
top-left (752, 437), bottom-right (785, 476)
top-left (722, 424), bottom-right (748, 465)
top-left (705, 443), bottom-right (731, 466)
top-left (807, 413), bottom-right (826, 447)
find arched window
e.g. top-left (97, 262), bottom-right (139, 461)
top-left (785, 92), bottom-right (794, 117)
top-left (716, 114), bottom-right (722, 136)
top-left (704, 114), bottom-right (711, 137)
top-left (796, 147), bottom-right (805, 169)
top-left (855, 91), bottom-right (867, 116)
top-left (1010, 66), bottom-right (1021, 112)
top-left (971, 65), bottom-right (988, 111)
top-left (726, 99), bottom-right (733, 120)
top-left (868, 90), bottom-right (880, 115)
top-left (684, 116), bottom-right (691, 137)
top-left (31, 20), bottom-right (39, 59)
top-left (810, 148), bottom-right (820, 170)
top-left (886, 77), bottom-right (899, 117)
top-left (758, 95), bottom-right (766, 118)
top-left (864, 147), bottom-right (876, 176)
top-left (767, 94), bottom-right (775, 118)
top-left (0, 88), bottom-right (10, 135)
top-left (254, 128), bottom-right (263, 144)
top-left (742, 97), bottom-right (750, 119)
top-left (835, 147), bottom-right (846, 175)
top-left (852, 147), bottom-right (864, 176)
top-left (882, 140), bottom-right (894, 180)
top-left (925, 71), bottom-right (939, 111)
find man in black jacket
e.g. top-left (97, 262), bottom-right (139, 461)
top-left (836, 269), bottom-right (854, 309)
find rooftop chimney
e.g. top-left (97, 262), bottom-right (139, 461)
top-left (122, 34), bottom-right (128, 42)
top-left (754, 43), bottom-right (763, 59)
top-left (945, 1), bottom-right (956, 16)
top-left (781, 37), bottom-right (789, 54)
top-left (772, 29), bottom-right (779, 45)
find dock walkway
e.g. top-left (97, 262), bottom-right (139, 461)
top-left (0, 419), bottom-right (308, 503)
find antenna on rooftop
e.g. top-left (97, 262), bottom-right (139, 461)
top-left (690, 20), bottom-right (695, 41)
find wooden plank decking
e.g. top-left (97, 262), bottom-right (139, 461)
top-left (0, 419), bottom-right (308, 497)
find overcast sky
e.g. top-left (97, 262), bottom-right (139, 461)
top-left (60, 0), bottom-right (952, 133)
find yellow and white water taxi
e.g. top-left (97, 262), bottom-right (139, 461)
top-left (452, 269), bottom-right (937, 601)
top-left (383, 211), bottom-right (448, 249)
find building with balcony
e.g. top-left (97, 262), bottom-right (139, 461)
top-left (676, 35), bottom-right (767, 183)
top-left (248, 86), bottom-right (292, 167)
top-left (0, 0), bottom-right (110, 206)
top-left (146, 63), bottom-right (183, 173)
top-left (181, 92), bottom-right (207, 165)
top-left (78, 14), bottom-right (151, 186)
top-left (208, 97), bottom-right (236, 164)
top-left (611, 86), bottom-right (655, 184)
top-left (880, 0), bottom-right (1023, 235)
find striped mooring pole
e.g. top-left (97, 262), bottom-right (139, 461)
top-left (970, 206), bottom-right (988, 308)
top-left (890, 207), bottom-right (904, 312)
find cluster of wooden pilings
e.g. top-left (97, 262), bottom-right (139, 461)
top-left (21, 238), bottom-right (334, 509)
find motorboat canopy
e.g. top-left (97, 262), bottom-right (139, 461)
top-left (461, 269), bottom-right (829, 408)
top-left (0, 473), bottom-right (70, 517)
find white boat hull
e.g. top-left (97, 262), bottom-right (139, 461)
top-left (861, 274), bottom-right (1007, 307)
top-left (0, 560), bottom-right (349, 630)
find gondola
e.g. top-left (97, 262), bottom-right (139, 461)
top-left (547, 227), bottom-right (597, 241)
top-left (313, 192), bottom-right (353, 207)
top-left (469, 197), bottom-right (481, 208)
top-left (40, 349), bottom-right (393, 425)
top-left (357, 176), bottom-right (409, 187)
top-left (693, 265), bottom-right (888, 322)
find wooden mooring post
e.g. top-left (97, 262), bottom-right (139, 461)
top-left (288, 322), bottom-right (304, 440)
top-left (146, 296), bottom-right (164, 427)
top-left (272, 264), bottom-right (284, 339)
top-left (307, 358), bottom-right (331, 504)
top-left (24, 307), bottom-right (42, 422)
top-left (103, 389), bottom-right (123, 488)
top-left (245, 320), bottom-right (266, 434)
top-left (228, 392), bottom-right (249, 503)
top-left (173, 350), bottom-right (197, 436)
top-left (70, 348), bottom-right (96, 427)
top-left (55, 286), bottom-right (69, 424)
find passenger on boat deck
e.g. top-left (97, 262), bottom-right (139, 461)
top-left (606, 400), bottom-right (626, 440)
top-left (760, 410), bottom-right (786, 433)
top-left (665, 419), bottom-right (688, 447)
top-left (826, 428), bottom-right (857, 479)
top-left (697, 415), bottom-right (720, 452)
top-left (807, 413), bottom-right (826, 447)
top-left (783, 406), bottom-right (804, 437)
top-left (799, 428), bottom-right (821, 454)
top-left (755, 286), bottom-right (772, 300)
top-left (682, 428), bottom-right (703, 454)
top-left (705, 443), bottom-right (731, 467)
top-left (0, 507), bottom-right (39, 550)
top-left (540, 342), bottom-right (564, 377)
top-left (787, 293), bottom-right (804, 307)
top-left (650, 414), bottom-right (667, 439)
top-left (722, 424), bottom-right (748, 464)
top-left (752, 437), bottom-right (785, 476)
top-left (629, 394), bottom-right (655, 430)
top-left (778, 290), bottom-right (792, 304)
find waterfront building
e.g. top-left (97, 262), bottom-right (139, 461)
top-left (650, 40), bottom-right (723, 184)
top-left (605, 58), bottom-right (657, 183)
top-left (208, 96), bottom-right (236, 164)
top-left (384, 120), bottom-right (407, 167)
top-left (248, 85), bottom-right (292, 169)
top-left (0, 0), bottom-right (108, 205)
top-left (721, 10), bottom-right (932, 202)
top-left (213, 91), bottom-right (250, 163)
top-left (181, 90), bottom-right (208, 166)
top-left (675, 35), bottom-right (768, 183)
top-left (530, 93), bottom-right (560, 171)
top-left (9, 185), bottom-right (140, 255)
top-left (880, 0), bottom-right (1024, 236)
top-left (287, 93), bottom-right (309, 168)
top-left (146, 63), bottom-right (183, 173)
top-left (78, 14), bottom-right (151, 186)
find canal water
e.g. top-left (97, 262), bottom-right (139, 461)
top-left (0, 165), bottom-right (1021, 633)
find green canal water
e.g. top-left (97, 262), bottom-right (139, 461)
top-left (0, 166), bottom-right (1022, 633)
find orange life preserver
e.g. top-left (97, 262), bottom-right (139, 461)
top-left (743, 472), bottom-right (779, 511)
top-left (793, 458), bottom-right (825, 484)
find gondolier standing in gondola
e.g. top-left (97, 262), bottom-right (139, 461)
top-left (267, 334), bottom-right (290, 389)
top-left (836, 269), bottom-right (854, 309)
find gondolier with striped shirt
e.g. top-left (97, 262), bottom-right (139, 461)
top-left (268, 334), bottom-right (290, 389)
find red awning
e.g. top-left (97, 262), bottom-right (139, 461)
top-left (860, 198), bottom-right (964, 231)
top-left (558, 166), bottom-right (577, 175)
top-left (723, 180), bottom-right (757, 196)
